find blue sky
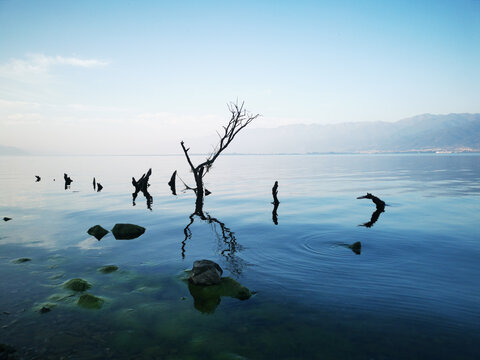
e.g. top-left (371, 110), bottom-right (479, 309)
top-left (0, 0), bottom-right (479, 154)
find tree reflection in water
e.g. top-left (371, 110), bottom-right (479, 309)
top-left (182, 198), bottom-right (245, 276)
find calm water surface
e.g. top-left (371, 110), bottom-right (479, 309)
top-left (0, 154), bottom-right (479, 359)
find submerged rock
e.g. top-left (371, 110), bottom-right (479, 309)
top-left (77, 293), bottom-right (104, 309)
top-left (0, 343), bottom-right (16, 357)
top-left (39, 306), bottom-right (51, 313)
top-left (111, 223), bottom-right (145, 240)
top-left (35, 302), bottom-right (56, 314)
top-left (87, 225), bottom-right (109, 240)
top-left (188, 277), bottom-right (252, 313)
top-left (12, 257), bottom-right (31, 264)
top-left (98, 265), bottom-right (119, 274)
top-left (189, 260), bottom-right (223, 286)
top-left (63, 278), bottom-right (92, 292)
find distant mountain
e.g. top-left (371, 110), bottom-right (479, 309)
top-left (0, 145), bottom-right (29, 155)
top-left (219, 113), bottom-right (480, 154)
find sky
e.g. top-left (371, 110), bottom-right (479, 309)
top-left (0, 0), bottom-right (479, 154)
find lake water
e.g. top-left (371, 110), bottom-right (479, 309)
top-left (0, 154), bottom-right (479, 359)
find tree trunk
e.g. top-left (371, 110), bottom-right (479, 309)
top-left (194, 167), bottom-right (205, 215)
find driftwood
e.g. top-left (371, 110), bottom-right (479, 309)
top-left (132, 168), bottom-right (153, 210)
top-left (64, 173), bottom-right (73, 190)
top-left (357, 193), bottom-right (386, 227)
top-left (168, 170), bottom-right (177, 195)
top-left (357, 193), bottom-right (385, 211)
top-left (272, 181), bottom-right (280, 225)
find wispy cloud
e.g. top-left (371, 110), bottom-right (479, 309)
top-left (0, 53), bottom-right (109, 80)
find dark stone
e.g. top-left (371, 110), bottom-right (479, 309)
top-left (87, 225), bottom-right (109, 240)
top-left (39, 306), bottom-right (51, 314)
top-left (111, 223), bottom-right (145, 240)
top-left (189, 260), bottom-right (223, 286)
top-left (77, 293), bottom-right (104, 309)
top-left (63, 278), bottom-right (92, 292)
top-left (98, 265), bottom-right (118, 274)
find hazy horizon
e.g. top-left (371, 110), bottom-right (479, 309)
top-left (1, 1), bottom-right (480, 154)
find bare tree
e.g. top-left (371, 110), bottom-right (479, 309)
top-left (178, 102), bottom-right (258, 275)
top-left (180, 101), bottom-right (259, 212)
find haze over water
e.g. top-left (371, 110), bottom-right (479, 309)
top-left (1, 154), bottom-right (479, 359)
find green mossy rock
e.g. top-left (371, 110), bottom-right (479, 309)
top-left (98, 265), bottom-right (119, 274)
top-left (12, 257), bottom-right (31, 263)
top-left (77, 293), bottom-right (104, 309)
top-left (63, 278), bottom-right (92, 292)
top-left (87, 225), bottom-right (109, 240)
top-left (187, 277), bottom-right (252, 313)
top-left (111, 223), bottom-right (145, 240)
top-left (34, 302), bottom-right (56, 314)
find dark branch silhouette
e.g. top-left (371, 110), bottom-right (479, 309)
top-left (179, 102), bottom-right (258, 277)
top-left (180, 102), bottom-right (259, 211)
top-left (182, 206), bottom-right (244, 276)
top-left (357, 193), bottom-right (386, 227)
top-left (357, 193), bottom-right (385, 211)
top-left (168, 170), bottom-right (177, 195)
top-left (132, 168), bottom-right (153, 210)
top-left (359, 208), bottom-right (384, 228)
top-left (64, 173), bottom-right (73, 190)
top-left (272, 202), bottom-right (279, 225)
top-left (272, 181), bottom-right (280, 225)
top-left (93, 177), bottom-right (103, 192)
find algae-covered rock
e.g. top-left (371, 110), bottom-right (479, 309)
top-left (189, 259), bottom-right (223, 285)
top-left (98, 265), bottom-right (119, 274)
top-left (87, 225), bottom-right (109, 240)
top-left (111, 223), bottom-right (145, 240)
top-left (12, 257), bottom-right (31, 264)
top-left (34, 302), bottom-right (56, 314)
top-left (187, 277), bottom-right (252, 313)
top-left (77, 293), bottom-right (104, 309)
top-left (63, 278), bottom-right (92, 292)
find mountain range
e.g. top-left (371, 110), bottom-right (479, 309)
top-left (222, 113), bottom-right (480, 154)
top-left (1, 113), bottom-right (479, 155)
top-left (0, 145), bottom-right (29, 155)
